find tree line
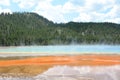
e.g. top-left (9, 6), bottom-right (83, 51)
top-left (0, 12), bottom-right (120, 46)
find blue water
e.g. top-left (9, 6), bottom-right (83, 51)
top-left (0, 45), bottom-right (120, 54)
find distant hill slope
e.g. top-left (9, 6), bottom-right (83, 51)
top-left (0, 12), bottom-right (120, 46)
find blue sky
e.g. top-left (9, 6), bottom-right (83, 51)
top-left (0, 0), bottom-right (120, 23)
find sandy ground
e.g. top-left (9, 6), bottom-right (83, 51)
top-left (0, 54), bottom-right (120, 76)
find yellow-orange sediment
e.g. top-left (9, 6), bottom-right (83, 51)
top-left (0, 54), bottom-right (120, 66)
top-left (0, 54), bottom-right (120, 76)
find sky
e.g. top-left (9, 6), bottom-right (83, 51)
top-left (0, 0), bottom-right (120, 23)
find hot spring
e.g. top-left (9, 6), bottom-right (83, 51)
top-left (0, 45), bottom-right (120, 80)
top-left (0, 45), bottom-right (120, 57)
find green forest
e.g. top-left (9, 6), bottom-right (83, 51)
top-left (0, 12), bottom-right (120, 46)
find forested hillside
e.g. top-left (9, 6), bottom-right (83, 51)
top-left (0, 12), bottom-right (120, 46)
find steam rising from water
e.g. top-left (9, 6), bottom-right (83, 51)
top-left (0, 65), bottom-right (120, 80)
top-left (0, 45), bottom-right (120, 54)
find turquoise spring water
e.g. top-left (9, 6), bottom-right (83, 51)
top-left (0, 45), bottom-right (120, 54)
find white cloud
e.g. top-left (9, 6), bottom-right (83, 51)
top-left (107, 5), bottom-right (120, 18)
top-left (72, 0), bottom-right (120, 23)
top-left (105, 18), bottom-right (120, 23)
top-left (62, 2), bottom-right (75, 13)
top-left (34, 0), bottom-right (67, 23)
top-left (104, 5), bottom-right (120, 23)
top-left (12, 0), bottom-right (39, 9)
top-left (74, 13), bottom-right (92, 22)
top-left (0, 7), bottom-right (12, 14)
top-left (0, 0), bottom-right (10, 6)
top-left (34, 0), bottom-right (80, 23)
top-left (11, 0), bottom-right (120, 23)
